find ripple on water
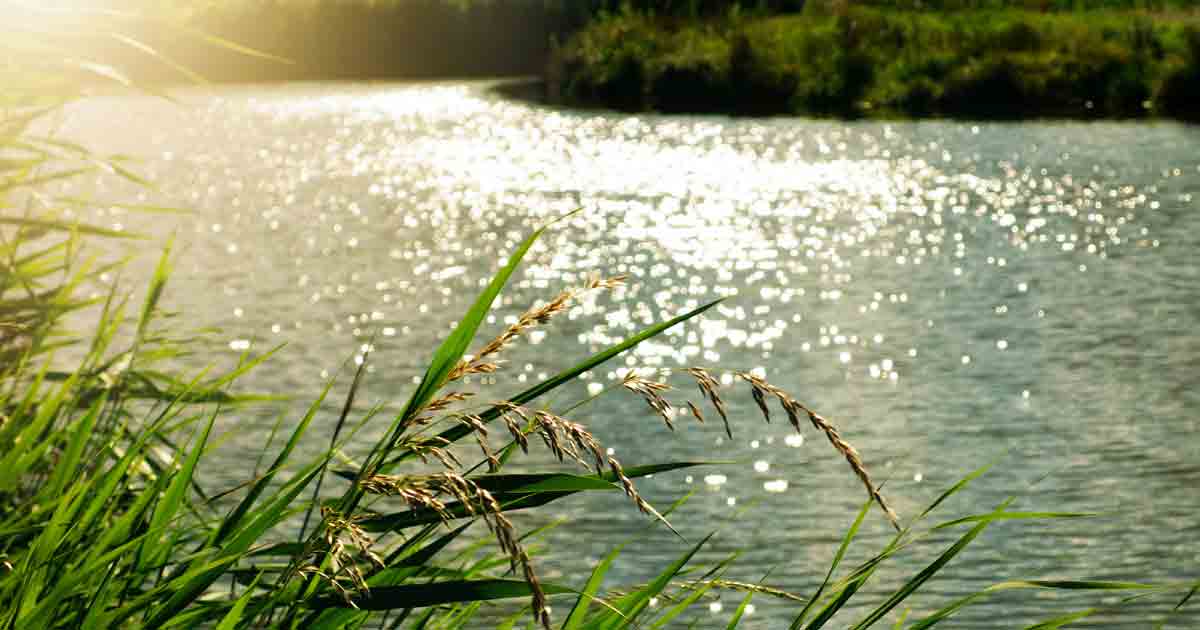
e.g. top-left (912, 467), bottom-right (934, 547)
top-left (57, 83), bottom-right (1200, 628)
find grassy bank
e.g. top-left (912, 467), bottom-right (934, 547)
top-left (554, 7), bottom-right (1200, 120)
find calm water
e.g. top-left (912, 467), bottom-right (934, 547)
top-left (57, 82), bottom-right (1199, 628)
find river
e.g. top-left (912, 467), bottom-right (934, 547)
top-left (57, 82), bottom-right (1199, 628)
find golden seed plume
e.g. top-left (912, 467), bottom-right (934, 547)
top-left (608, 456), bottom-right (679, 536)
top-left (447, 274), bottom-right (626, 382)
top-left (359, 472), bottom-right (552, 629)
top-left (735, 371), bottom-right (900, 530)
top-left (621, 371), bottom-right (675, 430)
top-left (297, 507), bottom-right (386, 607)
top-left (399, 436), bottom-right (462, 470)
top-left (687, 367), bottom-right (730, 438)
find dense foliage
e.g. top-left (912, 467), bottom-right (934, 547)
top-left (555, 7), bottom-right (1200, 119)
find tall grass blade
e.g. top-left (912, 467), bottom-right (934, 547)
top-left (791, 497), bottom-right (872, 629)
top-left (213, 376), bottom-right (335, 545)
top-left (564, 543), bottom-right (625, 630)
top-left (726, 590), bottom-right (756, 629)
top-left (109, 33), bottom-right (208, 84)
top-left (910, 580), bottom-right (1163, 630)
top-left (0, 216), bottom-right (142, 239)
top-left (135, 239), bottom-right (171, 343)
top-left (591, 532), bottom-right (715, 629)
top-left (214, 574), bottom-right (261, 630)
top-left (301, 351), bottom-right (370, 540)
top-left (848, 500), bottom-right (1018, 629)
top-left (390, 224), bottom-right (547, 437)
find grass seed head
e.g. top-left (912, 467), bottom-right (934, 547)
top-left (622, 371), bottom-right (675, 430)
top-left (448, 274), bottom-right (625, 383)
top-left (734, 371), bottom-right (899, 530)
top-left (688, 367), bottom-right (731, 437)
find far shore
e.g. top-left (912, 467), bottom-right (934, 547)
top-left (548, 8), bottom-right (1200, 122)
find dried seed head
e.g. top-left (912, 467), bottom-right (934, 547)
top-left (496, 403), bottom-right (605, 474)
top-left (533, 410), bottom-right (568, 461)
top-left (457, 413), bottom-right (489, 438)
top-left (364, 472), bottom-right (550, 629)
top-left (608, 456), bottom-right (648, 515)
top-left (360, 474), bottom-right (454, 520)
top-left (446, 358), bottom-right (500, 382)
top-left (398, 437), bottom-right (461, 470)
top-left (804, 406), bottom-right (900, 529)
top-left (299, 565), bottom-right (357, 607)
top-left (301, 506), bottom-right (386, 606)
top-left (476, 433), bottom-right (500, 472)
top-left (678, 578), bottom-right (807, 603)
top-left (737, 372), bottom-right (778, 424)
top-left (583, 273), bottom-right (627, 291)
top-left (608, 456), bottom-right (679, 536)
top-left (688, 367), bottom-right (730, 438)
top-left (534, 410), bottom-right (601, 471)
top-left (622, 371), bottom-right (675, 430)
top-left (498, 405), bottom-right (531, 453)
top-left (424, 391), bottom-right (473, 414)
top-left (524, 553), bottom-right (552, 628)
top-left (448, 274), bottom-right (625, 383)
top-left (733, 371), bottom-right (899, 530)
top-left (780, 397), bottom-right (802, 432)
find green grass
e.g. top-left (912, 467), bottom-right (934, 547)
top-left (8, 235), bottom-right (1193, 628)
top-left (555, 7), bottom-right (1200, 120)
top-left (2, 6), bottom-right (1199, 630)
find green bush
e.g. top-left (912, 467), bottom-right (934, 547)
top-left (559, 14), bottom-right (660, 109)
top-left (647, 27), bottom-right (734, 112)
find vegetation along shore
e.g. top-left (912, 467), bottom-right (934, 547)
top-left (550, 3), bottom-right (1200, 120)
top-left (38, 1), bottom-right (1200, 121)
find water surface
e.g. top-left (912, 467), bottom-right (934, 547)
top-left (58, 82), bottom-right (1200, 628)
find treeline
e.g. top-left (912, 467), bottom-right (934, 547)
top-left (554, 7), bottom-right (1200, 120)
top-left (74, 0), bottom-right (1200, 85)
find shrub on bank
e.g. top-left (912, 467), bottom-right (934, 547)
top-left (646, 27), bottom-right (734, 112)
top-left (559, 13), bottom-right (661, 109)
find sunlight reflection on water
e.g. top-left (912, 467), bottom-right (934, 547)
top-left (58, 82), bottom-right (1200, 628)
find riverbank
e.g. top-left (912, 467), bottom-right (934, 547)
top-left (551, 8), bottom-right (1200, 120)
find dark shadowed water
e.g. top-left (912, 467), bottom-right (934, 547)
top-left (56, 82), bottom-right (1199, 628)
